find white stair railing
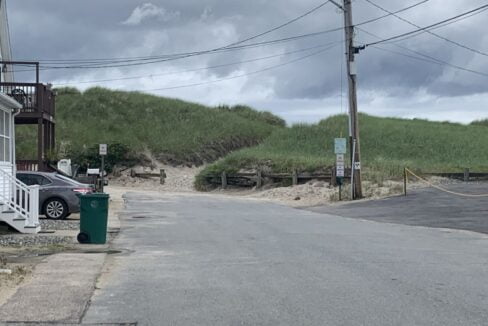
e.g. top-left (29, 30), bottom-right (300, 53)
top-left (0, 168), bottom-right (39, 228)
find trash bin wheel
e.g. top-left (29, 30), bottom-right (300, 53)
top-left (77, 232), bottom-right (90, 244)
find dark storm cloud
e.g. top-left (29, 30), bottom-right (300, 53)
top-left (6, 0), bottom-right (488, 115)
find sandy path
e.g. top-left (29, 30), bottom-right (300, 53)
top-left (108, 164), bottom-right (439, 208)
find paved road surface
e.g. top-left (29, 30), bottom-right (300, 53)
top-left (307, 183), bottom-right (488, 234)
top-left (83, 191), bottom-right (488, 325)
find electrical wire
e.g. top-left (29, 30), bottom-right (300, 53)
top-left (380, 7), bottom-right (488, 46)
top-left (57, 44), bottom-right (338, 95)
top-left (148, 46), bottom-right (336, 92)
top-left (14, 0), bottom-right (430, 71)
top-left (358, 27), bottom-right (488, 78)
top-left (363, 0), bottom-right (488, 58)
top-left (363, 3), bottom-right (488, 47)
top-left (31, 0), bottom-right (333, 69)
top-left (54, 41), bottom-right (342, 86)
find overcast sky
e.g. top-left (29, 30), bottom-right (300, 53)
top-left (6, 0), bottom-right (488, 124)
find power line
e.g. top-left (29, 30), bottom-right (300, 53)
top-left (358, 27), bottom-right (488, 78)
top-left (31, 0), bottom-right (333, 70)
top-left (57, 44), bottom-right (338, 94)
top-left (363, 0), bottom-right (488, 58)
top-left (369, 45), bottom-right (445, 66)
top-left (223, 0), bottom-right (332, 48)
top-left (39, 1), bottom-right (333, 65)
top-left (15, 0), bottom-right (430, 71)
top-left (54, 41), bottom-right (342, 86)
top-left (380, 7), bottom-right (488, 45)
top-left (141, 45), bottom-right (338, 92)
top-left (363, 3), bottom-right (488, 47)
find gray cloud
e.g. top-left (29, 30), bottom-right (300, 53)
top-left (5, 0), bottom-right (488, 122)
top-left (121, 3), bottom-right (180, 26)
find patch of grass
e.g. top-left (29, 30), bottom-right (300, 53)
top-left (16, 87), bottom-right (283, 167)
top-left (216, 105), bottom-right (286, 127)
top-left (197, 113), bottom-right (488, 189)
top-left (471, 119), bottom-right (488, 126)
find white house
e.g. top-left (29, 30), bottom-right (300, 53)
top-left (0, 0), bottom-right (40, 233)
top-left (0, 93), bottom-right (40, 233)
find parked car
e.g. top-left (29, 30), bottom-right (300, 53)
top-left (16, 171), bottom-right (93, 219)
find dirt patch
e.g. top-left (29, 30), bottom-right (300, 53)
top-left (0, 262), bottom-right (33, 306)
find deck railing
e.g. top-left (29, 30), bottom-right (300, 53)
top-left (0, 82), bottom-right (55, 117)
top-left (16, 160), bottom-right (40, 172)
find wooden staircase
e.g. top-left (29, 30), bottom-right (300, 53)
top-left (0, 168), bottom-right (40, 233)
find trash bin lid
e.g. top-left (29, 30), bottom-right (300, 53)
top-left (80, 193), bottom-right (110, 199)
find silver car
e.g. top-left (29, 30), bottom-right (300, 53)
top-left (16, 171), bottom-right (93, 219)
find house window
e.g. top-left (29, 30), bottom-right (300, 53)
top-left (0, 111), bottom-right (11, 162)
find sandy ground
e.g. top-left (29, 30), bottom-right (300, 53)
top-left (111, 164), bottom-right (204, 193)
top-left (109, 164), bottom-right (442, 208)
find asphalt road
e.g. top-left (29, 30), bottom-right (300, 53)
top-left (83, 191), bottom-right (488, 325)
top-left (307, 183), bottom-right (488, 234)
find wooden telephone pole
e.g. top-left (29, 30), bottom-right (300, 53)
top-left (342, 0), bottom-right (363, 199)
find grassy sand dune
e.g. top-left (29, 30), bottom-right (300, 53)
top-left (197, 114), bottom-right (488, 189)
top-left (16, 87), bottom-right (283, 166)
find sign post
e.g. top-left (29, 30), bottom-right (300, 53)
top-left (334, 138), bottom-right (347, 200)
top-left (99, 144), bottom-right (107, 193)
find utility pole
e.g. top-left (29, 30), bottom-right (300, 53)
top-left (342, 0), bottom-right (362, 199)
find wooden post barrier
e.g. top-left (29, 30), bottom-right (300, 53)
top-left (404, 168), bottom-right (407, 196)
top-left (160, 169), bottom-right (166, 185)
top-left (256, 170), bottom-right (262, 189)
top-left (464, 168), bottom-right (470, 182)
top-left (292, 170), bottom-right (298, 186)
top-left (330, 166), bottom-right (337, 187)
top-left (221, 171), bottom-right (227, 189)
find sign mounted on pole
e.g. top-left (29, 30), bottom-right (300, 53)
top-left (354, 161), bottom-right (361, 170)
top-left (336, 166), bottom-right (345, 178)
top-left (99, 144), bottom-right (107, 156)
top-left (336, 154), bottom-right (345, 177)
top-left (99, 144), bottom-right (107, 193)
top-left (334, 138), bottom-right (347, 154)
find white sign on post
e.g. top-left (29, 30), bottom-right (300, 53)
top-left (99, 144), bottom-right (107, 156)
top-left (336, 154), bottom-right (345, 177)
top-left (336, 166), bottom-right (345, 177)
top-left (354, 161), bottom-right (361, 170)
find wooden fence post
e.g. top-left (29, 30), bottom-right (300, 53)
top-left (403, 167), bottom-right (407, 196)
top-left (221, 171), bottom-right (227, 189)
top-left (256, 170), bottom-right (262, 189)
top-left (160, 169), bottom-right (166, 185)
top-left (292, 169), bottom-right (298, 186)
top-left (464, 168), bottom-right (470, 182)
top-left (330, 166), bottom-right (337, 187)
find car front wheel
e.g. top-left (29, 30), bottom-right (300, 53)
top-left (44, 198), bottom-right (68, 219)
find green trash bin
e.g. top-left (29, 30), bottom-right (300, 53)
top-left (77, 193), bottom-right (110, 244)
